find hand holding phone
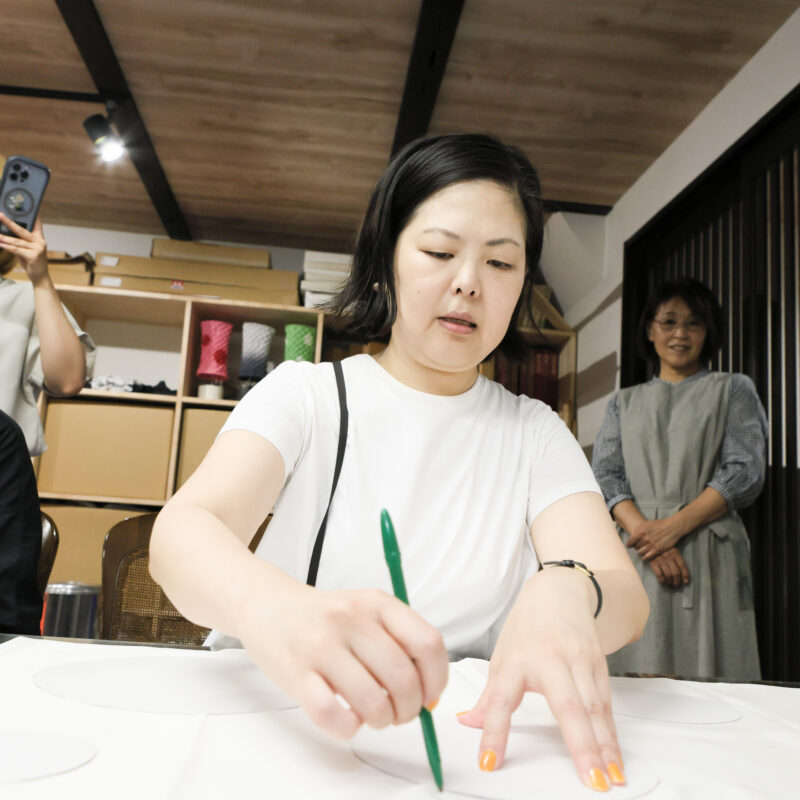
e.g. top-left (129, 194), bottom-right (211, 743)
top-left (0, 156), bottom-right (50, 236)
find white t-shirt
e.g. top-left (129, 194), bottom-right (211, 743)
top-left (208, 354), bottom-right (600, 659)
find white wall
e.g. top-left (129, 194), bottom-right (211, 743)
top-left (540, 212), bottom-right (605, 313)
top-left (553, 8), bottom-right (800, 448)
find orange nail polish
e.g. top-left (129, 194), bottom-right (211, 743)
top-left (425, 698), bottom-right (439, 712)
top-left (456, 710), bottom-right (469, 716)
top-left (606, 762), bottom-right (625, 786)
top-left (479, 749), bottom-right (497, 772)
top-left (585, 768), bottom-right (609, 792)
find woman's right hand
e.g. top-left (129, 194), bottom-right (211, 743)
top-left (238, 584), bottom-right (449, 739)
top-left (647, 547), bottom-right (690, 588)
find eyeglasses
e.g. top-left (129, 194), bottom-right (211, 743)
top-left (652, 318), bottom-right (706, 335)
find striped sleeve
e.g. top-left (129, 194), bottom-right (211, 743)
top-left (591, 393), bottom-right (634, 512)
top-left (707, 374), bottom-right (768, 511)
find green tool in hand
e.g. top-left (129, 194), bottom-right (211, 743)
top-left (380, 508), bottom-right (443, 792)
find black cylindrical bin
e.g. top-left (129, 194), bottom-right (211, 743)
top-left (42, 582), bottom-right (101, 639)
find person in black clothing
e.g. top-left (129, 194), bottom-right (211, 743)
top-left (0, 409), bottom-right (42, 634)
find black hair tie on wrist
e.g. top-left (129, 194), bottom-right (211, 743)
top-left (541, 559), bottom-right (603, 618)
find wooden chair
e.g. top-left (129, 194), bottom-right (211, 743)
top-left (37, 512), bottom-right (60, 596)
top-left (101, 513), bottom-right (210, 646)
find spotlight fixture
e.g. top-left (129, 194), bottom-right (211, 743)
top-left (83, 113), bottom-right (124, 162)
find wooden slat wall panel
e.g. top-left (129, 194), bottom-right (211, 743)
top-left (430, 0), bottom-right (797, 206)
top-left (3, 1), bottom-right (798, 246)
top-left (0, 0), bottom-right (96, 92)
top-left (92, 0), bottom-right (420, 249)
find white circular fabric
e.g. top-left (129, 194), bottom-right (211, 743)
top-left (0, 731), bottom-right (96, 783)
top-left (34, 653), bottom-right (299, 715)
top-left (352, 714), bottom-right (660, 799)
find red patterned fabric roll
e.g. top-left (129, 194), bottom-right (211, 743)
top-left (196, 320), bottom-right (233, 382)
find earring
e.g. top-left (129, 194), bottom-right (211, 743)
top-left (372, 282), bottom-right (380, 292)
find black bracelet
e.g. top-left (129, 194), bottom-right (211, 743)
top-left (541, 559), bottom-right (603, 618)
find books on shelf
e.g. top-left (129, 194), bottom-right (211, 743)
top-left (300, 277), bottom-right (347, 293)
top-left (493, 346), bottom-right (559, 411)
top-left (303, 290), bottom-right (334, 308)
top-left (301, 250), bottom-right (352, 307)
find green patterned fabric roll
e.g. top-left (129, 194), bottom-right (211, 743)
top-left (284, 323), bottom-right (316, 362)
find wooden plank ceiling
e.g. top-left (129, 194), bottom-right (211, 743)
top-left (2, 0), bottom-right (797, 251)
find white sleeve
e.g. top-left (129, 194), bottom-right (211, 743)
top-left (526, 402), bottom-right (602, 525)
top-left (218, 361), bottom-right (313, 482)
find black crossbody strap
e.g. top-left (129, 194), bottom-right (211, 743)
top-left (306, 360), bottom-right (349, 586)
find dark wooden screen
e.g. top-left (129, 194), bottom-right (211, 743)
top-left (621, 84), bottom-right (800, 682)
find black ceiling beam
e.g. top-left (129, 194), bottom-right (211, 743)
top-left (541, 200), bottom-right (612, 216)
top-left (391, 0), bottom-right (465, 156)
top-left (54, 0), bottom-right (191, 239)
top-left (0, 84), bottom-right (103, 104)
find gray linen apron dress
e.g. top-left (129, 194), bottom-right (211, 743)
top-left (606, 372), bottom-right (761, 680)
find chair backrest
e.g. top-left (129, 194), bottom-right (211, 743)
top-left (101, 513), bottom-right (210, 646)
top-left (38, 512), bottom-right (60, 596)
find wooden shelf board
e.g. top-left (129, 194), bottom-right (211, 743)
top-left (38, 492), bottom-right (165, 507)
top-left (532, 287), bottom-right (572, 331)
top-left (520, 326), bottom-right (574, 346)
top-left (190, 297), bottom-right (320, 327)
top-left (76, 389), bottom-right (177, 404)
top-left (58, 285), bottom-right (188, 326)
top-left (181, 397), bottom-right (238, 409)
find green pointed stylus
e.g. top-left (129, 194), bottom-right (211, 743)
top-left (380, 508), bottom-right (443, 792)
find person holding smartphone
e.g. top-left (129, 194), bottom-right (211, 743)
top-left (0, 208), bottom-right (95, 634)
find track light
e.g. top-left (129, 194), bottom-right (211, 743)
top-left (83, 114), bottom-right (124, 162)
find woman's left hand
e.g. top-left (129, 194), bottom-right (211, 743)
top-left (0, 213), bottom-right (49, 284)
top-left (626, 517), bottom-right (683, 561)
top-left (456, 569), bottom-right (624, 792)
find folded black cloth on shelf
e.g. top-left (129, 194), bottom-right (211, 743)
top-left (132, 380), bottom-right (176, 396)
top-left (85, 376), bottom-right (176, 395)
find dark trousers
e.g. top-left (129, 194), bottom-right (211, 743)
top-left (0, 409), bottom-right (42, 634)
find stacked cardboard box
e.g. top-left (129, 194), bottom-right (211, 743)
top-left (151, 238), bottom-right (271, 269)
top-left (301, 250), bottom-right (351, 307)
top-left (93, 249), bottom-right (298, 306)
top-left (5, 252), bottom-right (92, 286)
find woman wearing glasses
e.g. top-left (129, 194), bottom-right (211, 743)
top-left (592, 278), bottom-right (766, 680)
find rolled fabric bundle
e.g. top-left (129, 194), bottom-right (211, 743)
top-left (196, 320), bottom-right (233, 383)
top-left (238, 322), bottom-right (275, 380)
top-left (284, 323), bottom-right (316, 363)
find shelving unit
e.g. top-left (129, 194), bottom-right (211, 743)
top-left (37, 283), bottom-right (576, 583)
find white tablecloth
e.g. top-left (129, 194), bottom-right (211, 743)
top-left (1, 637), bottom-right (798, 799)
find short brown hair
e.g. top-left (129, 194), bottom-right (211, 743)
top-left (0, 249), bottom-right (16, 275)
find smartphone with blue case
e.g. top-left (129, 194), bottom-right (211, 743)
top-left (0, 156), bottom-right (51, 236)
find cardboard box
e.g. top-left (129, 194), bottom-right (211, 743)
top-left (6, 256), bottom-right (92, 286)
top-left (152, 238), bottom-right (271, 268)
top-left (96, 252), bottom-right (282, 289)
top-left (93, 272), bottom-right (298, 305)
top-left (38, 401), bottom-right (174, 500)
top-left (94, 253), bottom-right (298, 305)
top-left (41, 505), bottom-right (144, 585)
top-left (176, 408), bottom-right (231, 488)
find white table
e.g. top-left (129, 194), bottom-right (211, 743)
top-left (1, 636), bottom-right (798, 799)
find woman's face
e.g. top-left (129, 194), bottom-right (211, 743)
top-left (389, 179), bottom-right (526, 376)
top-left (647, 297), bottom-right (707, 375)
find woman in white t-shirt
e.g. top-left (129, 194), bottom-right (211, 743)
top-left (151, 134), bottom-right (648, 793)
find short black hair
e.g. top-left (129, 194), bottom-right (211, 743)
top-left (0, 249), bottom-right (15, 275)
top-left (636, 277), bottom-right (723, 372)
top-left (327, 133), bottom-right (544, 359)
